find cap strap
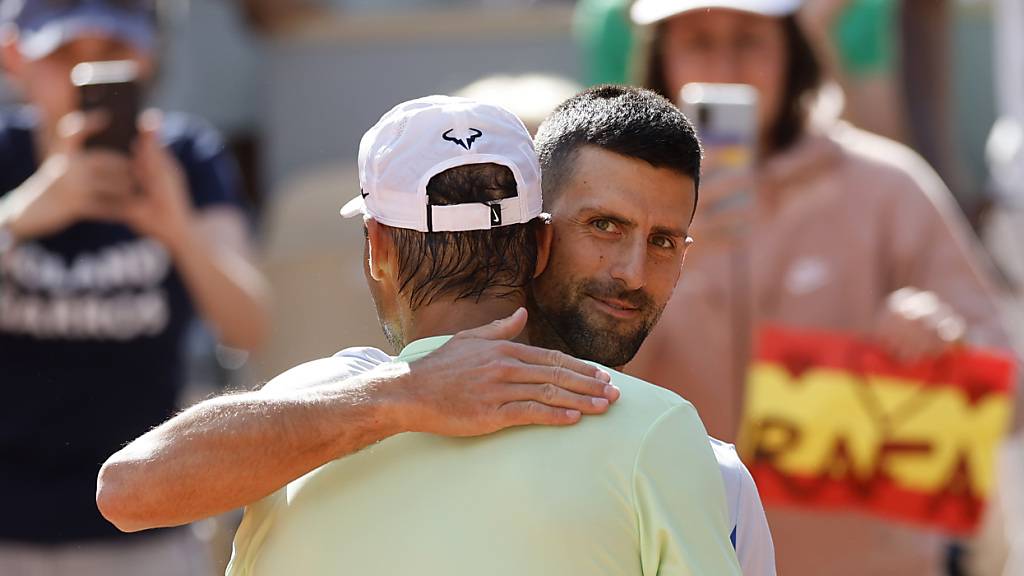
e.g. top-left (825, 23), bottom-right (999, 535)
top-left (427, 196), bottom-right (528, 232)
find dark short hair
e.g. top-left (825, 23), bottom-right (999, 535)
top-left (533, 84), bottom-right (702, 213)
top-left (643, 15), bottom-right (824, 153)
top-left (384, 163), bottom-right (540, 310)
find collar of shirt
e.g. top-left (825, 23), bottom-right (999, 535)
top-left (396, 335), bottom-right (453, 362)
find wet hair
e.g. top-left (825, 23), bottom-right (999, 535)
top-left (384, 163), bottom-right (540, 310)
top-left (533, 84), bottom-right (701, 213)
top-left (643, 14), bottom-right (825, 153)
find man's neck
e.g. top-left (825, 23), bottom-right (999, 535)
top-left (525, 298), bottom-right (571, 355)
top-left (402, 297), bottom-right (526, 347)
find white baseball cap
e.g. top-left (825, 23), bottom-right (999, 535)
top-left (631, 0), bottom-right (803, 25)
top-left (340, 95), bottom-right (544, 233)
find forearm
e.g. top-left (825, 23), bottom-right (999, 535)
top-left (0, 172), bottom-right (52, 241)
top-left (167, 220), bottom-right (270, 351)
top-left (97, 368), bottom-right (408, 532)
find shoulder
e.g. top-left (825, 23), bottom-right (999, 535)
top-left (159, 111), bottom-right (244, 208)
top-left (601, 366), bottom-right (713, 456)
top-left (160, 111), bottom-right (229, 158)
top-left (828, 123), bottom-right (949, 199)
top-left (708, 438), bottom-right (762, 521)
top-left (261, 347), bottom-right (392, 393)
top-left (604, 365), bottom-right (692, 415)
top-left (709, 438), bottom-right (746, 488)
top-left (602, 366), bottom-right (714, 430)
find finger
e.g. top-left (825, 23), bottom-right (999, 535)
top-left (455, 307), bottom-right (527, 342)
top-left (504, 383), bottom-right (611, 415)
top-left (134, 108), bottom-right (161, 157)
top-left (133, 110), bottom-right (182, 193)
top-left (498, 362), bottom-right (618, 405)
top-left (55, 110), bottom-right (109, 153)
top-left (505, 343), bottom-right (612, 385)
top-left (495, 401), bottom-right (581, 427)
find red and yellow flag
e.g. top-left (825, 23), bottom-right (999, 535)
top-left (739, 326), bottom-right (1016, 536)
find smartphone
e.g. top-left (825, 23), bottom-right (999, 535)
top-left (71, 60), bottom-right (141, 154)
top-left (679, 83), bottom-right (758, 181)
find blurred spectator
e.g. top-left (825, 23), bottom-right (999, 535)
top-left (624, 1), bottom-right (1015, 575)
top-left (573, 0), bottom-right (633, 85)
top-left (0, 0), bottom-right (269, 573)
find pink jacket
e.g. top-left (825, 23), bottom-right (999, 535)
top-left (628, 121), bottom-right (1012, 576)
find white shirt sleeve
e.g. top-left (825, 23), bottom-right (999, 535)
top-left (260, 346), bottom-right (393, 392)
top-left (710, 438), bottom-right (777, 576)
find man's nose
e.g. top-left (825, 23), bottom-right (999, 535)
top-left (609, 239), bottom-right (647, 292)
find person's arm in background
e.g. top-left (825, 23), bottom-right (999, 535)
top-left (872, 137), bottom-right (1020, 418)
top-left (636, 403), bottom-right (742, 576)
top-left (123, 111), bottom-right (269, 350)
top-left (0, 111), bottom-right (137, 242)
top-left (874, 138), bottom-right (1024, 573)
top-left (97, 309), bottom-right (619, 532)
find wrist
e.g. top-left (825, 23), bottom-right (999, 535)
top-left (366, 362), bottom-right (420, 436)
top-left (314, 363), bottom-right (414, 460)
top-left (159, 212), bottom-right (200, 257)
top-left (0, 183), bottom-right (40, 243)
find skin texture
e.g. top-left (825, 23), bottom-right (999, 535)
top-left (528, 146), bottom-right (696, 369)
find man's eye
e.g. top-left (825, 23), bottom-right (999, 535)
top-left (651, 236), bottom-right (676, 249)
top-left (593, 219), bottom-right (619, 233)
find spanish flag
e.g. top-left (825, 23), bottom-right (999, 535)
top-left (739, 325), bottom-right (1015, 536)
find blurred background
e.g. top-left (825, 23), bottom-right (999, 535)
top-left (2, 0), bottom-right (1023, 574)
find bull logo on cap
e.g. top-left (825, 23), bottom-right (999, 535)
top-left (442, 128), bottom-right (483, 151)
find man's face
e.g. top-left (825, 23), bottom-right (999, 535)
top-left (1, 34), bottom-right (152, 137)
top-left (530, 146), bottom-right (696, 368)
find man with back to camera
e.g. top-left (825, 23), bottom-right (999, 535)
top-left (100, 86), bottom-right (775, 574)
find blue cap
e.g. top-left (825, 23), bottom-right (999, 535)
top-left (0, 0), bottom-right (157, 60)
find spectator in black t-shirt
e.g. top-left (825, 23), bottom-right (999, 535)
top-left (0, 0), bottom-right (269, 572)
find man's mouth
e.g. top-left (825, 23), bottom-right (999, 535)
top-left (587, 295), bottom-right (642, 320)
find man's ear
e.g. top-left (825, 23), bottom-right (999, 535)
top-left (365, 218), bottom-right (393, 282)
top-left (532, 219), bottom-right (553, 279)
top-left (674, 235), bottom-right (694, 286)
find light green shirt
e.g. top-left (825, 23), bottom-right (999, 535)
top-left (227, 336), bottom-right (741, 576)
